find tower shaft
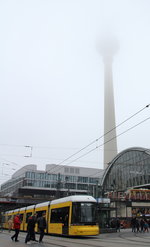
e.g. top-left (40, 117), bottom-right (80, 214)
top-left (104, 60), bottom-right (117, 169)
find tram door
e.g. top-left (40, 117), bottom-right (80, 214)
top-left (62, 207), bottom-right (69, 235)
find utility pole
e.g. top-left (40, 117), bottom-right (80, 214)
top-left (95, 180), bottom-right (99, 199)
top-left (56, 173), bottom-right (62, 199)
top-left (65, 176), bottom-right (69, 196)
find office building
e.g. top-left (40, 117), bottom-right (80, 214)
top-left (0, 164), bottom-right (103, 203)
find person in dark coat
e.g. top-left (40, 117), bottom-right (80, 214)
top-left (11, 215), bottom-right (21, 242)
top-left (116, 218), bottom-right (121, 232)
top-left (140, 218), bottom-right (145, 232)
top-left (135, 218), bottom-right (140, 232)
top-left (25, 213), bottom-right (37, 244)
top-left (131, 217), bottom-right (136, 232)
top-left (37, 213), bottom-right (47, 243)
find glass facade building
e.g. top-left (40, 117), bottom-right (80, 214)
top-left (0, 164), bottom-right (102, 201)
top-left (101, 147), bottom-right (150, 193)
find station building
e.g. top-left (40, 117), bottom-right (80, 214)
top-left (101, 147), bottom-right (150, 221)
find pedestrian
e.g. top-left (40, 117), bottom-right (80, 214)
top-left (131, 217), bottom-right (136, 232)
top-left (37, 212), bottom-right (47, 243)
top-left (8, 217), bottom-right (13, 232)
top-left (11, 214), bottom-right (21, 242)
top-left (0, 216), bottom-right (3, 232)
top-left (110, 219), bottom-right (116, 229)
top-left (135, 218), bottom-right (140, 233)
top-left (25, 213), bottom-right (37, 244)
top-left (140, 218), bottom-right (145, 233)
top-left (144, 220), bottom-right (149, 232)
top-left (116, 218), bottom-right (120, 232)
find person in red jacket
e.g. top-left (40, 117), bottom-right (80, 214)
top-left (11, 214), bottom-right (21, 242)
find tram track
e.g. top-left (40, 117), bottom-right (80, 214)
top-left (4, 230), bottom-right (150, 247)
top-left (118, 232), bottom-right (150, 245)
top-left (39, 236), bottom-right (105, 247)
top-left (33, 233), bottom-right (150, 247)
top-left (49, 233), bottom-right (150, 247)
top-left (17, 232), bottom-right (105, 247)
top-left (41, 233), bottom-right (150, 247)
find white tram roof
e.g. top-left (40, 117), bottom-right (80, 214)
top-left (51, 195), bottom-right (96, 205)
top-left (35, 201), bottom-right (50, 208)
top-left (26, 205), bottom-right (35, 210)
top-left (13, 208), bottom-right (20, 213)
top-left (19, 207), bottom-right (26, 212)
top-left (6, 210), bottom-right (14, 214)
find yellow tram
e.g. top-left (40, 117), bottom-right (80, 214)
top-left (2, 195), bottom-right (99, 236)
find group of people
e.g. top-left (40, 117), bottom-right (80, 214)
top-left (131, 217), bottom-right (149, 233)
top-left (11, 212), bottom-right (47, 243)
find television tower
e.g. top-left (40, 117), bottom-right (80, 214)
top-left (100, 39), bottom-right (118, 169)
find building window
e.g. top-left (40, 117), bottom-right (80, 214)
top-left (64, 167), bottom-right (69, 173)
top-left (31, 172), bottom-right (35, 179)
top-left (70, 168), bottom-right (74, 174)
top-left (77, 184), bottom-right (88, 190)
top-left (75, 168), bottom-right (79, 174)
top-left (52, 174), bottom-right (57, 181)
top-left (44, 183), bottom-right (51, 188)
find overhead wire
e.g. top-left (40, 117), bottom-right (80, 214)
top-left (0, 104), bottom-right (150, 185)
top-left (0, 104), bottom-right (149, 171)
top-left (65, 115), bottom-right (150, 166)
top-left (46, 104), bottom-right (150, 174)
top-left (58, 104), bottom-right (150, 165)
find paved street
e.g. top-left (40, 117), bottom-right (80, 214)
top-left (0, 229), bottom-right (150, 247)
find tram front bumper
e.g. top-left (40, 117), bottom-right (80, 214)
top-left (69, 225), bottom-right (99, 236)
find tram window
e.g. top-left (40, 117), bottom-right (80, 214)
top-left (2, 215), bottom-right (5, 223)
top-left (72, 203), bottom-right (80, 223)
top-left (36, 210), bottom-right (46, 219)
top-left (3, 215), bottom-right (6, 224)
top-left (26, 212), bottom-right (32, 223)
top-left (50, 209), bottom-right (61, 223)
top-left (81, 203), bottom-right (95, 222)
top-left (19, 214), bottom-right (23, 222)
top-left (50, 207), bottom-right (69, 223)
top-left (72, 202), bottom-right (97, 224)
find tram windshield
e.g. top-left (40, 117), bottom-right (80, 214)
top-left (72, 202), bottom-right (97, 224)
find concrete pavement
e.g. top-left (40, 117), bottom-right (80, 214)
top-left (0, 229), bottom-right (150, 247)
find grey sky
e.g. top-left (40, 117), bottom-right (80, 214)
top-left (0, 0), bottom-right (150, 185)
